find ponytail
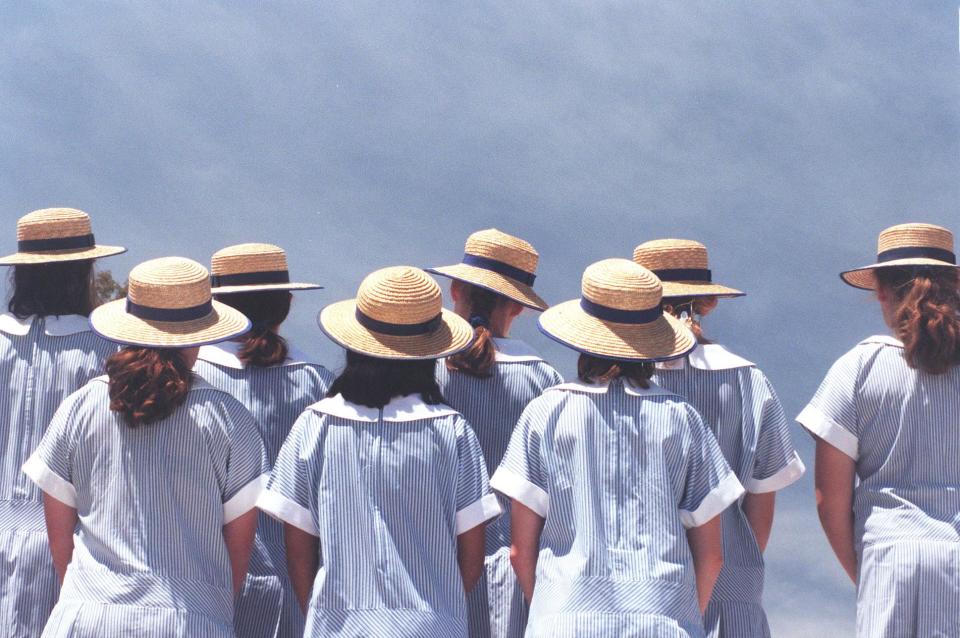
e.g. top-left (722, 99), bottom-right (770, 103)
top-left (446, 283), bottom-right (500, 377)
top-left (214, 290), bottom-right (292, 367)
top-left (662, 297), bottom-right (715, 344)
top-left (106, 347), bottom-right (193, 426)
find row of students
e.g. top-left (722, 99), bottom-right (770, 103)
top-left (0, 207), bottom-right (957, 638)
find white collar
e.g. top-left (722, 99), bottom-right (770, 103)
top-left (310, 393), bottom-right (460, 422)
top-left (196, 340), bottom-right (318, 369)
top-left (0, 313), bottom-right (92, 337)
top-left (547, 378), bottom-right (676, 398)
top-left (860, 334), bottom-right (904, 348)
top-left (656, 343), bottom-right (755, 371)
top-left (493, 338), bottom-right (544, 363)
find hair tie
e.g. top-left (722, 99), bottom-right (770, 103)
top-left (469, 314), bottom-right (490, 329)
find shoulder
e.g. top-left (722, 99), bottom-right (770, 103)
top-left (658, 343), bottom-right (754, 372)
top-left (307, 393), bottom-right (462, 425)
top-left (833, 335), bottom-right (903, 372)
top-left (187, 376), bottom-right (254, 415)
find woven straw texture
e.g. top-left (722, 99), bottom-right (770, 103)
top-left (320, 266), bottom-right (474, 360)
top-left (428, 228), bottom-right (548, 311)
top-left (539, 258), bottom-right (695, 361)
top-left (91, 257), bottom-right (250, 347)
top-left (632, 239), bottom-right (743, 298)
top-left (841, 223), bottom-right (958, 290)
top-left (210, 242), bottom-right (321, 293)
top-left (0, 208), bottom-right (125, 265)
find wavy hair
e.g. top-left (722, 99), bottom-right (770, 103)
top-left (106, 347), bottom-right (194, 426)
top-left (446, 281), bottom-right (512, 378)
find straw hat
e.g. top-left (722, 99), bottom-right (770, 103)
top-left (427, 228), bottom-right (548, 311)
top-left (841, 223), bottom-right (958, 290)
top-left (539, 258), bottom-right (696, 362)
top-left (319, 266), bottom-right (474, 360)
top-left (0, 208), bottom-right (125, 265)
top-left (90, 257), bottom-right (250, 347)
top-left (632, 239), bottom-right (743, 299)
top-left (210, 243), bottom-right (322, 293)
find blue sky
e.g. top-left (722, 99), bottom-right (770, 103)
top-left (2, 3), bottom-right (958, 634)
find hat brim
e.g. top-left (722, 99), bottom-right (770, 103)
top-left (319, 299), bottom-right (475, 360)
top-left (840, 258), bottom-right (960, 290)
top-left (90, 298), bottom-right (251, 348)
top-left (0, 245), bottom-right (127, 266)
top-left (212, 282), bottom-right (323, 294)
top-left (427, 264), bottom-right (548, 311)
top-left (660, 281), bottom-right (745, 299)
top-left (538, 299), bottom-right (696, 362)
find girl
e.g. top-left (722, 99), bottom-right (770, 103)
top-left (799, 223), bottom-right (960, 637)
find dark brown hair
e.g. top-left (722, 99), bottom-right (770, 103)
top-left (7, 260), bottom-right (96, 319)
top-left (446, 281), bottom-right (512, 377)
top-left (106, 347), bottom-right (194, 426)
top-left (577, 353), bottom-right (654, 388)
top-left (875, 267), bottom-right (960, 375)
top-left (328, 350), bottom-right (444, 408)
top-left (662, 296), bottom-right (714, 344)
top-left (214, 290), bottom-right (292, 367)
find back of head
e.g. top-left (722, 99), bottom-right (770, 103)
top-left (8, 260), bottom-right (95, 318)
top-left (875, 267), bottom-right (960, 375)
top-left (106, 347), bottom-right (194, 426)
top-left (577, 353), bottom-right (653, 388)
top-left (214, 290), bottom-right (292, 367)
top-left (328, 350), bottom-right (444, 408)
top-left (446, 282), bottom-right (502, 378)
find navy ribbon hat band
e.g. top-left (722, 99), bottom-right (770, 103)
top-left (355, 309), bottom-right (442, 336)
top-left (211, 270), bottom-right (291, 287)
top-left (461, 254), bottom-right (536, 286)
top-left (653, 268), bottom-right (712, 283)
top-left (877, 246), bottom-right (956, 265)
top-left (580, 298), bottom-right (662, 324)
top-left (126, 299), bottom-right (213, 322)
top-left (18, 234), bottom-right (96, 252)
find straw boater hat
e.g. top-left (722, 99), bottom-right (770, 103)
top-left (0, 208), bottom-right (125, 265)
top-left (539, 258), bottom-right (696, 362)
top-left (841, 223), bottom-right (959, 290)
top-left (91, 257), bottom-right (250, 347)
top-left (210, 243), bottom-right (322, 294)
top-left (632, 239), bottom-right (743, 299)
top-left (319, 266), bottom-right (474, 360)
top-left (427, 228), bottom-right (548, 311)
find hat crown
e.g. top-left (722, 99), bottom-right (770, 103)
top-left (464, 228), bottom-right (539, 274)
top-left (582, 259), bottom-right (662, 311)
top-left (877, 223), bottom-right (954, 254)
top-left (633, 239), bottom-right (709, 271)
top-left (127, 257), bottom-right (212, 310)
top-left (211, 243), bottom-right (289, 275)
top-left (356, 266), bottom-right (442, 325)
top-left (17, 208), bottom-right (93, 241)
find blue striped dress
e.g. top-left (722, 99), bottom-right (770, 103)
top-left (258, 393), bottom-right (502, 637)
top-left (654, 343), bottom-right (806, 638)
top-left (195, 340), bottom-right (334, 638)
top-left (491, 379), bottom-right (745, 638)
top-left (22, 375), bottom-right (269, 637)
top-left (0, 313), bottom-right (116, 638)
top-left (437, 337), bottom-right (563, 638)
top-left (798, 335), bottom-right (960, 637)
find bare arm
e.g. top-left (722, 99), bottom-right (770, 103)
top-left (43, 494), bottom-right (79, 584)
top-left (457, 524), bottom-right (486, 593)
top-left (285, 523), bottom-right (320, 613)
top-left (686, 515), bottom-right (723, 612)
top-left (742, 491), bottom-right (776, 552)
top-left (223, 509), bottom-right (258, 595)
top-left (814, 437), bottom-right (857, 584)
top-left (510, 500), bottom-right (545, 603)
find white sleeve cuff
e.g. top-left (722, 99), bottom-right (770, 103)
top-left (797, 404), bottom-right (858, 460)
top-left (746, 452), bottom-right (806, 493)
top-left (257, 489), bottom-right (319, 537)
top-left (679, 472), bottom-right (744, 529)
top-left (22, 454), bottom-right (77, 508)
top-left (490, 468), bottom-right (549, 518)
top-left (455, 493), bottom-right (502, 535)
top-left (224, 474), bottom-right (268, 524)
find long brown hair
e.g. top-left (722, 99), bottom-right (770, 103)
top-left (106, 347), bottom-right (194, 426)
top-left (214, 290), bottom-right (292, 367)
top-left (662, 296), bottom-right (715, 344)
top-left (875, 267), bottom-right (960, 375)
top-left (446, 282), bottom-right (505, 378)
top-left (8, 260), bottom-right (96, 319)
top-left (577, 354), bottom-right (654, 388)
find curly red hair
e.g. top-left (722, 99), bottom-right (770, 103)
top-left (106, 347), bottom-right (194, 426)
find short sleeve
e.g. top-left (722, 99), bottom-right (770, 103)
top-left (222, 401), bottom-right (270, 524)
top-left (490, 399), bottom-right (549, 518)
top-left (747, 374), bottom-right (806, 493)
top-left (22, 391), bottom-right (82, 507)
top-left (796, 348), bottom-right (861, 460)
top-left (678, 406), bottom-right (745, 528)
top-left (454, 417), bottom-right (501, 535)
top-left (258, 411), bottom-right (319, 536)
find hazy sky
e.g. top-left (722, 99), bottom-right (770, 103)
top-left (2, 3), bottom-right (958, 634)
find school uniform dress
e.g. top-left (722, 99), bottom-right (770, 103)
top-left (437, 338), bottom-right (564, 638)
top-left (798, 335), bottom-right (960, 638)
top-left (195, 341), bottom-right (334, 638)
top-left (21, 375), bottom-right (269, 638)
top-left (654, 343), bottom-right (805, 638)
top-left (491, 379), bottom-right (744, 638)
top-left (0, 313), bottom-right (116, 638)
top-left (258, 393), bottom-right (502, 638)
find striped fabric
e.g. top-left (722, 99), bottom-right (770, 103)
top-left (22, 375), bottom-right (269, 638)
top-left (258, 393), bottom-right (502, 638)
top-left (437, 338), bottom-right (563, 638)
top-left (654, 343), bottom-right (805, 638)
top-left (491, 379), bottom-right (744, 638)
top-left (798, 335), bottom-right (960, 637)
top-left (0, 313), bottom-right (116, 638)
top-left (195, 340), bottom-right (334, 638)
